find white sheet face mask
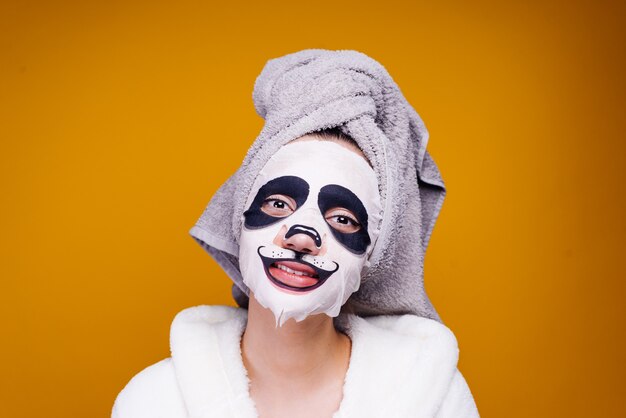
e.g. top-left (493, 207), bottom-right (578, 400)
top-left (239, 139), bottom-right (382, 327)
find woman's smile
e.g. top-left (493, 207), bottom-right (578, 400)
top-left (269, 261), bottom-right (319, 288)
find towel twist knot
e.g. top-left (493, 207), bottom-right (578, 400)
top-left (252, 49), bottom-right (412, 146)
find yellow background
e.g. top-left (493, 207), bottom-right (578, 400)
top-left (1, 0), bottom-right (624, 416)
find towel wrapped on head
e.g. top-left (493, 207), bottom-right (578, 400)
top-left (190, 49), bottom-right (447, 322)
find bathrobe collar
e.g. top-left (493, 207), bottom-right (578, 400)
top-left (170, 305), bottom-right (459, 418)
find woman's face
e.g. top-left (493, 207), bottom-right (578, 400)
top-left (238, 137), bottom-right (382, 327)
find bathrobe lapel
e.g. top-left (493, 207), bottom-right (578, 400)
top-left (170, 306), bottom-right (257, 418)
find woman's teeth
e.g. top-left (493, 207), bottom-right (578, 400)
top-left (275, 263), bottom-right (313, 277)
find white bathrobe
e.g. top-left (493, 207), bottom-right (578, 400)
top-left (112, 305), bottom-right (479, 417)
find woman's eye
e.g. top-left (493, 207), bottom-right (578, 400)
top-left (261, 194), bottom-right (296, 217)
top-left (325, 208), bottom-right (361, 233)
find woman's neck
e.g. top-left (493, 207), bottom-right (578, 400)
top-left (241, 294), bottom-right (351, 385)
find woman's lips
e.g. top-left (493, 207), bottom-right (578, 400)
top-left (269, 261), bottom-right (319, 288)
top-left (256, 246), bottom-right (339, 292)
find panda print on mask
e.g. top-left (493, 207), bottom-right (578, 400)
top-left (238, 139), bottom-right (382, 327)
top-left (318, 184), bottom-right (371, 254)
top-left (243, 176), bottom-right (310, 229)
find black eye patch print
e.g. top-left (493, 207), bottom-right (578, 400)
top-left (243, 176), bottom-right (310, 229)
top-left (318, 184), bottom-right (371, 254)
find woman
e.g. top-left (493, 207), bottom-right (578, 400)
top-left (112, 49), bottom-right (479, 417)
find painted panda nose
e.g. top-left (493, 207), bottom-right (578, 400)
top-left (282, 224), bottom-right (322, 255)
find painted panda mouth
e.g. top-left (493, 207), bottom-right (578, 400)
top-left (257, 246), bottom-right (339, 292)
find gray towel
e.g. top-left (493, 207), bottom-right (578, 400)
top-left (190, 49), bottom-right (447, 322)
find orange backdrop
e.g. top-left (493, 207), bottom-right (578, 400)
top-left (1, 0), bottom-right (625, 416)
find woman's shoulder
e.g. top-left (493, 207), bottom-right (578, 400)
top-left (171, 304), bottom-right (247, 325)
top-left (362, 312), bottom-right (456, 336)
top-left (112, 358), bottom-right (187, 418)
top-left (112, 305), bottom-right (250, 418)
top-left (344, 312), bottom-right (459, 356)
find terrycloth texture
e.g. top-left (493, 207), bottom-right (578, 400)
top-left (112, 306), bottom-right (480, 418)
top-left (190, 49), bottom-right (447, 321)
